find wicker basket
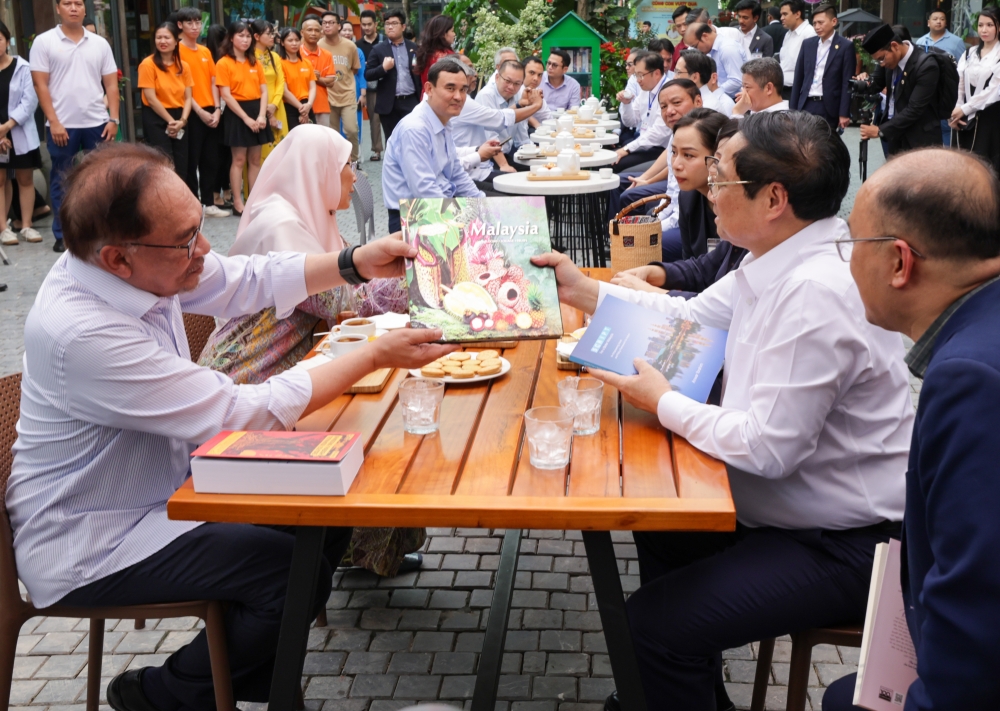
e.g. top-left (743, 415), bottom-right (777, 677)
top-left (608, 193), bottom-right (671, 272)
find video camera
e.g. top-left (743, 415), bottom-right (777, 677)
top-left (849, 77), bottom-right (883, 182)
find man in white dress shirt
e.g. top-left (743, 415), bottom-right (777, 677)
top-left (779, 0), bottom-right (817, 99)
top-left (476, 59), bottom-right (534, 168)
top-left (614, 53), bottom-right (672, 172)
top-left (684, 22), bottom-right (749, 98)
top-left (8, 143), bottom-right (455, 710)
top-left (733, 57), bottom-right (790, 115)
top-left (534, 111), bottom-right (912, 710)
top-left (675, 49), bottom-right (737, 115)
top-left (616, 48), bottom-right (646, 144)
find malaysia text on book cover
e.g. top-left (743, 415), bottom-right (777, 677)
top-left (401, 197), bottom-right (564, 343)
top-left (569, 296), bottom-right (728, 403)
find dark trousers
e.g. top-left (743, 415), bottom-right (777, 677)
top-left (48, 125), bottom-right (107, 241)
top-left (474, 170), bottom-right (507, 196)
top-left (380, 93), bottom-right (419, 141)
top-left (822, 673), bottom-right (864, 710)
top-left (801, 98), bottom-right (838, 129)
top-left (613, 147), bottom-right (661, 173)
top-left (142, 106), bottom-right (189, 181)
top-left (627, 523), bottom-right (892, 710)
top-left (60, 523), bottom-right (352, 711)
top-left (781, 86), bottom-right (792, 101)
top-left (388, 208), bottom-right (401, 234)
top-left (662, 226), bottom-right (682, 262)
top-left (185, 107), bottom-right (220, 207)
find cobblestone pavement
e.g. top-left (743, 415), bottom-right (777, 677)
top-left (4, 130), bottom-right (914, 710)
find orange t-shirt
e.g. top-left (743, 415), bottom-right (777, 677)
top-left (215, 55), bottom-right (264, 102)
top-left (178, 42), bottom-right (216, 108)
top-left (300, 45), bottom-right (332, 113)
top-left (281, 56), bottom-right (316, 102)
top-left (137, 56), bottom-right (194, 109)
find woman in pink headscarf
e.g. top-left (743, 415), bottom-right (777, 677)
top-left (200, 126), bottom-right (423, 577)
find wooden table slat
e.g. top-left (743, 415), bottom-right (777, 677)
top-left (327, 367), bottom-right (409, 453)
top-left (349, 402), bottom-right (422, 495)
top-left (567, 382), bottom-right (621, 498)
top-left (672, 435), bottom-right (734, 502)
top-left (295, 394), bottom-right (352, 433)
top-left (621, 402), bottom-right (678, 498)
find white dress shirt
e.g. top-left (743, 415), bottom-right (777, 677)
top-left (625, 75), bottom-right (671, 153)
top-left (701, 84), bottom-right (736, 115)
top-left (956, 43), bottom-right (1000, 118)
top-left (619, 74), bottom-right (643, 128)
top-left (597, 218), bottom-right (912, 530)
top-left (29, 26), bottom-right (118, 128)
top-left (9, 251), bottom-right (315, 607)
top-left (780, 20), bottom-right (817, 87)
top-left (476, 80), bottom-right (519, 144)
top-left (450, 96), bottom-right (516, 180)
top-left (809, 35), bottom-right (834, 97)
top-left (709, 31), bottom-right (751, 98)
top-left (740, 27), bottom-right (756, 56)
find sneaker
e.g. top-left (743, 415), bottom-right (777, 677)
top-left (204, 205), bottom-right (231, 218)
top-left (20, 227), bottom-right (43, 243)
top-left (0, 228), bottom-right (16, 245)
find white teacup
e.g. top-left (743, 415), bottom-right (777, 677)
top-left (595, 126), bottom-right (607, 136)
top-left (554, 108), bottom-right (566, 116)
top-left (530, 164), bottom-right (543, 174)
top-left (341, 318), bottom-right (376, 337)
top-left (578, 106), bottom-right (596, 121)
top-left (621, 89), bottom-right (634, 101)
top-left (326, 334), bottom-right (369, 357)
top-left (599, 168), bottom-right (614, 178)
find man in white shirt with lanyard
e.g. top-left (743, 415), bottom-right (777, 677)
top-left (614, 53), bottom-right (671, 173)
top-left (534, 111), bottom-right (911, 710)
top-left (779, 0), bottom-right (817, 100)
top-left (30, 0), bottom-right (120, 254)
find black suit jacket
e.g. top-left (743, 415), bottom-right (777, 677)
top-left (762, 21), bottom-right (787, 55)
top-left (872, 47), bottom-right (942, 151)
top-left (790, 33), bottom-right (856, 120)
top-left (364, 39), bottom-right (420, 114)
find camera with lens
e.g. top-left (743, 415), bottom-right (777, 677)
top-left (849, 77), bottom-right (882, 126)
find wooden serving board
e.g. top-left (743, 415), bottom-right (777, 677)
top-left (474, 340), bottom-right (517, 349)
top-left (348, 367), bottom-right (394, 394)
top-left (536, 149), bottom-right (594, 157)
top-left (574, 119), bottom-right (599, 125)
top-left (526, 172), bottom-right (591, 181)
top-left (556, 352), bottom-right (582, 371)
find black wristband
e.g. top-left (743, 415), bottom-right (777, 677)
top-left (338, 244), bottom-right (370, 285)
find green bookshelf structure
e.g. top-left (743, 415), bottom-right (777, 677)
top-left (534, 11), bottom-right (608, 99)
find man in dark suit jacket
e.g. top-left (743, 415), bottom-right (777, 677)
top-left (859, 24), bottom-right (942, 154)
top-left (734, 0), bottom-right (774, 57)
top-left (762, 7), bottom-right (786, 54)
top-left (364, 10), bottom-right (420, 140)
top-left (790, 4), bottom-right (855, 129)
top-left (822, 149), bottom-right (1000, 711)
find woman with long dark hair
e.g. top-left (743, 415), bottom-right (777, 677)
top-left (216, 20), bottom-right (272, 215)
top-left (206, 23), bottom-right (233, 209)
top-left (278, 27), bottom-right (316, 131)
top-left (415, 15), bottom-right (456, 87)
top-left (250, 19), bottom-right (287, 162)
top-left (951, 6), bottom-right (1000, 171)
top-left (137, 22), bottom-right (193, 178)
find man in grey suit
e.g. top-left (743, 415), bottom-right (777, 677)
top-left (734, 0), bottom-right (774, 57)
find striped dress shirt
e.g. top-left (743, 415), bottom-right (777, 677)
top-left (8, 250), bottom-right (314, 607)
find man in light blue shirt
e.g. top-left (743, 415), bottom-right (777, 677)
top-left (9, 143), bottom-right (454, 710)
top-left (915, 9), bottom-right (967, 146)
top-left (685, 22), bottom-right (750, 97)
top-left (382, 57), bottom-right (485, 232)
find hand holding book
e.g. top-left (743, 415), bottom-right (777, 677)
top-left (529, 251), bottom-right (601, 315)
top-left (588, 359), bottom-right (673, 415)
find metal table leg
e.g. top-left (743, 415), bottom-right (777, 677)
top-left (268, 526), bottom-right (327, 710)
top-left (545, 192), bottom-right (611, 268)
top-left (471, 528), bottom-right (523, 711)
top-left (582, 531), bottom-right (648, 711)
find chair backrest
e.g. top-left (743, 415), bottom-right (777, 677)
top-left (351, 170), bottom-right (376, 245)
top-left (0, 372), bottom-right (31, 615)
top-left (183, 313), bottom-right (216, 362)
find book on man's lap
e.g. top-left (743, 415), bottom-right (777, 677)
top-left (190, 430), bottom-right (363, 495)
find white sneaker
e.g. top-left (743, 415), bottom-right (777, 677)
top-left (204, 205), bottom-right (231, 218)
top-left (0, 228), bottom-right (17, 245)
top-left (20, 227), bottom-right (42, 243)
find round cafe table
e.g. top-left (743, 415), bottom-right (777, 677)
top-left (513, 147), bottom-right (618, 168)
top-left (543, 117), bottom-right (621, 131)
top-left (492, 171), bottom-right (619, 267)
top-left (530, 131), bottom-right (619, 147)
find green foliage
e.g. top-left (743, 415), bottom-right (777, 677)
top-left (588, 1), bottom-right (631, 39)
top-left (445, 0), bottom-right (554, 76)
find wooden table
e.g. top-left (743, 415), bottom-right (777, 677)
top-left (168, 269), bottom-right (734, 711)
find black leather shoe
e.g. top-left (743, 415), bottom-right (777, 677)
top-left (107, 668), bottom-right (161, 711)
top-left (397, 552), bottom-right (423, 573)
top-left (52, 239), bottom-right (65, 253)
top-left (604, 690), bottom-right (621, 711)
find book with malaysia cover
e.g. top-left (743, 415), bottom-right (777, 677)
top-left (190, 430), bottom-right (363, 496)
top-left (569, 295), bottom-right (728, 403)
top-left (401, 197), bottom-right (563, 343)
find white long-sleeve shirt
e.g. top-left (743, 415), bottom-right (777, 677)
top-left (618, 74), bottom-right (642, 128)
top-left (597, 217), bottom-right (912, 530)
top-left (780, 20), bottom-right (817, 87)
top-left (9, 250), bottom-right (315, 607)
top-left (956, 43), bottom-right (1000, 118)
top-left (624, 75), bottom-right (671, 153)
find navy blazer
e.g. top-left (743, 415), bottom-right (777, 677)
top-left (364, 39), bottom-right (420, 115)
top-left (902, 278), bottom-right (1000, 709)
top-left (790, 33), bottom-right (855, 120)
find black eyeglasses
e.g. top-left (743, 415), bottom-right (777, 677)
top-left (122, 209), bottom-right (205, 259)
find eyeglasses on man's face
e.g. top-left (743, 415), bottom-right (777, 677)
top-left (704, 156), bottom-right (753, 197)
top-left (121, 209), bottom-right (205, 260)
top-left (546, 60), bottom-right (563, 69)
top-left (384, 20), bottom-right (402, 27)
top-left (832, 236), bottom-right (927, 262)
top-left (499, 74), bottom-right (523, 89)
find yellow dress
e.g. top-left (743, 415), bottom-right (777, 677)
top-left (256, 48), bottom-right (287, 161)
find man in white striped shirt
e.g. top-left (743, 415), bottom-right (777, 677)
top-left (8, 143), bottom-right (454, 710)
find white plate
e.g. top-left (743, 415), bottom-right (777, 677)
top-left (409, 353), bottom-right (511, 384)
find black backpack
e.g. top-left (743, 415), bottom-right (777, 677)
top-left (918, 45), bottom-right (960, 120)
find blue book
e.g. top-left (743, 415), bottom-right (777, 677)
top-left (570, 296), bottom-right (729, 403)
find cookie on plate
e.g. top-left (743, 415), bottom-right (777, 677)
top-left (477, 362), bottom-right (502, 376)
top-left (478, 350), bottom-right (500, 360)
top-left (420, 367), bottom-right (446, 378)
top-left (451, 369), bottom-right (475, 379)
top-left (449, 352), bottom-right (472, 361)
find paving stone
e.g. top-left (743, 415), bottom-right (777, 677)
top-left (432, 652), bottom-right (477, 675)
top-left (80, 654), bottom-right (132, 679)
top-left (578, 677), bottom-right (616, 702)
top-left (582, 633), bottom-right (606, 654)
top-left (479, 555), bottom-right (500, 571)
top-left (839, 646), bottom-right (861, 665)
top-left (812, 643), bottom-right (843, 663)
top-left (523, 652), bottom-right (547, 674)
top-left (455, 632), bottom-right (486, 653)
top-left (115, 630), bottom-right (165, 654)
top-left (553, 558), bottom-right (589, 574)
top-left (723, 644), bottom-right (755, 660)
top-left (428, 537), bottom-right (466, 553)
top-left (591, 655), bottom-right (612, 677)
top-left (393, 674), bottom-right (441, 699)
top-left (610, 531), bottom-right (634, 543)
top-left (557, 704), bottom-right (603, 711)
top-left (368, 701), bottom-right (411, 711)
top-left (13, 655), bottom-right (45, 678)
top-left (421, 553), bottom-right (444, 569)
top-left (549, 593), bottom-right (586, 611)
top-left (502, 652), bottom-right (522, 674)
top-left (387, 652), bottom-right (433, 674)
top-left (771, 661), bottom-right (820, 687)
top-left (369, 631), bottom-right (414, 652)
top-left (440, 675), bottom-right (477, 699)
top-left (517, 556), bottom-right (553, 571)
top-left (426, 527), bottom-right (455, 537)
top-left (389, 589), bottom-right (431, 608)
top-left (454, 571), bottom-right (493, 588)
top-left (514, 571), bottom-right (533, 589)
top-left (33, 679), bottom-right (86, 704)
top-left (533, 676), bottom-right (577, 700)
top-left (726, 659), bottom-right (763, 684)
top-left (360, 608), bottom-right (402, 630)
top-left (620, 576), bottom-right (641, 593)
top-left (470, 589), bottom-right (494, 608)
top-left (349, 590), bottom-right (390, 609)
top-left (155, 616), bottom-right (199, 631)
top-left (511, 591), bottom-right (547, 609)
top-left (511, 702), bottom-right (557, 711)
top-left (325, 610), bottom-right (362, 628)
top-left (412, 631), bottom-right (455, 652)
top-left (303, 652), bottom-right (347, 675)
top-left (326, 629), bottom-right (372, 651)
top-left (417, 571), bottom-right (456, 588)
top-left (442, 554), bottom-right (480, 570)
top-left (498, 674), bottom-right (531, 700)
top-left (35, 618), bottom-right (83, 633)
top-left (304, 676), bottom-right (352, 700)
top-left (456, 528), bottom-right (490, 537)
top-left (157, 630), bottom-right (199, 653)
top-left (440, 611), bottom-right (481, 630)
top-left (815, 662), bottom-right (857, 687)
top-left (545, 654), bottom-right (589, 677)
top-left (464, 538), bottom-right (501, 554)
top-left (504, 630), bottom-right (539, 651)
top-left (536, 541), bottom-right (574, 556)
top-left (34, 654), bottom-right (88, 679)
top-left (349, 673), bottom-right (398, 697)
top-left (16, 635), bottom-right (41, 654)
top-left (377, 572), bottom-right (420, 589)
top-left (343, 651), bottom-right (391, 675)
top-left (563, 612), bottom-right (602, 632)
top-left (126, 654), bottom-right (170, 671)
top-left (539, 631), bottom-right (581, 652)
top-left (429, 590), bottom-right (469, 609)
top-left (32, 633), bottom-right (86, 655)
top-left (325, 591), bottom-right (352, 609)
top-left (10, 678), bottom-right (46, 704)
top-left (339, 570), bottom-right (381, 590)
top-left (523, 610), bottom-right (563, 630)
top-left (309, 628), bottom-right (331, 651)
top-left (399, 610), bottom-right (442, 631)
top-left (519, 539), bottom-right (538, 554)
top-left (569, 577), bottom-right (594, 594)
top-left (321, 701), bottom-right (369, 711)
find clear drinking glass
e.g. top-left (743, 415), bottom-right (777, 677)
top-left (524, 406), bottom-right (575, 469)
top-left (399, 378), bottom-right (445, 435)
top-left (557, 378), bottom-right (604, 436)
